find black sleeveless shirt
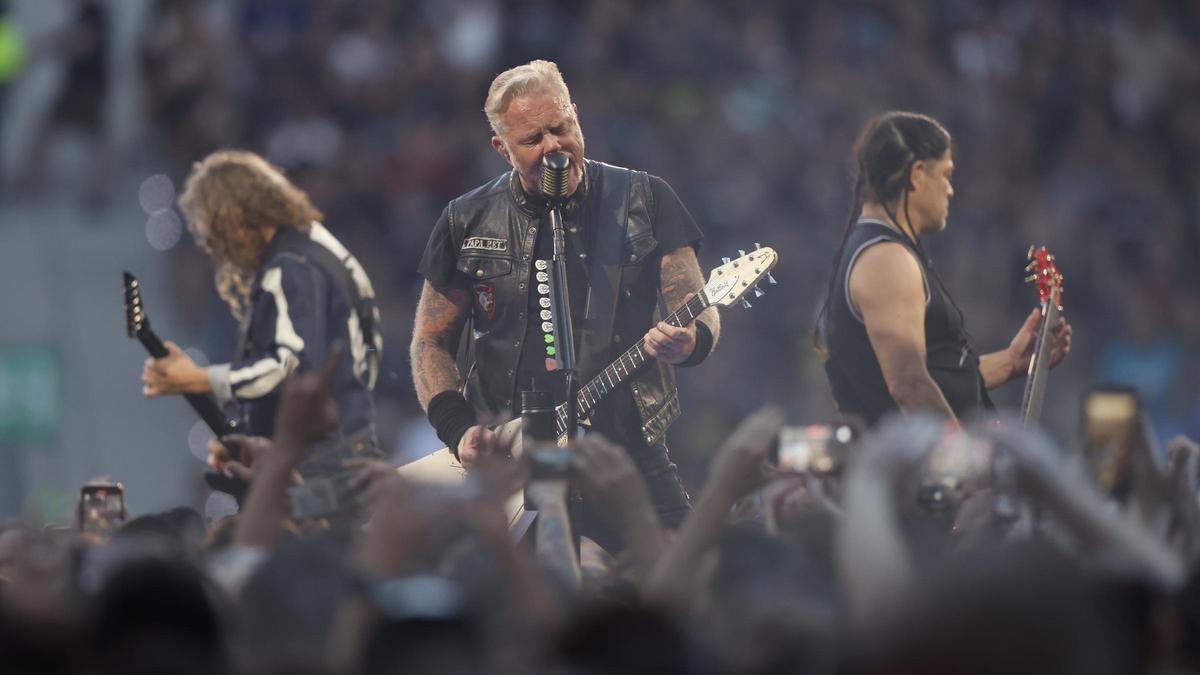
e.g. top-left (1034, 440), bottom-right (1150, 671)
top-left (822, 219), bottom-right (993, 426)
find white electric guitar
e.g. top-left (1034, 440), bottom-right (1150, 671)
top-left (398, 245), bottom-right (780, 533)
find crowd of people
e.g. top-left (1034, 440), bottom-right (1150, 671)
top-left (4, 362), bottom-right (1200, 673)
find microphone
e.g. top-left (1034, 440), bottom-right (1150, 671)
top-left (540, 152), bottom-right (571, 201)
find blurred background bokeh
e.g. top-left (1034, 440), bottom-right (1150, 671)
top-left (0, 0), bottom-right (1196, 521)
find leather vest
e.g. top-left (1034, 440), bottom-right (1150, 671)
top-left (446, 160), bottom-right (680, 446)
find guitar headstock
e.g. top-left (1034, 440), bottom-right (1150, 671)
top-left (702, 244), bottom-right (779, 309)
top-left (1024, 246), bottom-right (1064, 310)
top-left (123, 271), bottom-right (150, 338)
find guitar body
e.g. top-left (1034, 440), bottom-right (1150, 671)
top-left (396, 415), bottom-right (585, 536)
top-left (397, 246), bottom-right (780, 534)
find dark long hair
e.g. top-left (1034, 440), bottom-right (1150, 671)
top-left (813, 112), bottom-right (952, 351)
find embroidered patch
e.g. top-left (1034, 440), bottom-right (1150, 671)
top-left (473, 283), bottom-right (496, 320)
top-left (462, 236), bottom-right (507, 252)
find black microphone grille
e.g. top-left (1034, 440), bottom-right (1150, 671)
top-left (541, 152), bottom-right (571, 200)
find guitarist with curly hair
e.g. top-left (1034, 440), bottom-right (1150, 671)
top-left (141, 150), bottom-right (384, 479)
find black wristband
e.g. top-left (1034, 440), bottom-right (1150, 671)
top-left (427, 391), bottom-right (478, 460)
top-left (678, 320), bottom-right (714, 368)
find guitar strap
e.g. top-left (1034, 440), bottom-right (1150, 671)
top-left (236, 229), bottom-right (381, 387)
top-left (575, 163), bottom-right (633, 384)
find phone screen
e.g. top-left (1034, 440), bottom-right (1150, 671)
top-left (79, 484), bottom-right (126, 535)
top-left (1081, 387), bottom-right (1140, 495)
top-left (1083, 390), bottom-right (1139, 445)
top-left (778, 424), bottom-right (856, 474)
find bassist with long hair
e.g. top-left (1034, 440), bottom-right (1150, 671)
top-left (816, 112), bottom-right (1072, 428)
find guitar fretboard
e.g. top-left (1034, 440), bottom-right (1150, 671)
top-left (1019, 291), bottom-right (1061, 425)
top-left (553, 294), bottom-right (709, 437)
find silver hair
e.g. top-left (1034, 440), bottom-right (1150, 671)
top-left (484, 59), bottom-right (573, 136)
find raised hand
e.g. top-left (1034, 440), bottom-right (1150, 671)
top-left (574, 434), bottom-right (659, 533)
top-left (211, 434), bottom-right (277, 481)
top-left (707, 404), bottom-right (786, 501)
top-left (273, 345), bottom-right (342, 455)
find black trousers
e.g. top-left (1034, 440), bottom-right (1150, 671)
top-left (568, 440), bottom-right (691, 554)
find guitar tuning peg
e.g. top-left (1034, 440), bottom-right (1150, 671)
top-left (754, 242), bottom-right (762, 249)
top-left (1025, 261), bottom-right (1037, 272)
top-left (1026, 245), bottom-right (1035, 258)
top-left (753, 285), bottom-right (765, 298)
top-left (738, 249), bottom-right (746, 257)
top-left (722, 256), bottom-right (731, 264)
top-left (1025, 274), bottom-right (1037, 283)
top-left (766, 271), bottom-right (777, 285)
top-left (742, 298), bottom-right (752, 309)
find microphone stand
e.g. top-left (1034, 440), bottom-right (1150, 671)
top-left (546, 195), bottom-right (579, 440)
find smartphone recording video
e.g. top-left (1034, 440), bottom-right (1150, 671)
top-left (777, 423), bottom-right (858, 474)
top-left (78, 481), bottom-right (127, 536)
top-left (1081, 385), bottom-right (1141, 496)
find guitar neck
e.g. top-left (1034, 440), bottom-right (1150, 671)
top-left (1019, 293), bottom-right (1060, 425)
top-left (137, 326), bottom-right (240, 442)
top-left (554, 294), bottom-right (710, 437)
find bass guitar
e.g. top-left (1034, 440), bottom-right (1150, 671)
top-left (1018, 246), bottom-right (1064, 425)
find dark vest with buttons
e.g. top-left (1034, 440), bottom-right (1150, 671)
top-left (445, 160), bottom-right (680, 446)
top-left (823, 220), bottom-right (993, 426)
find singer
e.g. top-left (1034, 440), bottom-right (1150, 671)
top-left (412, 59), bottom-right (720, 538)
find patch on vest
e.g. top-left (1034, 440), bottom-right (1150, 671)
top-left (462, 236), bottom-right (507, 252)
top-left (473, 283), bottom-right (496, 320)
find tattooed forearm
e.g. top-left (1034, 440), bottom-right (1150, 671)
top-left (533, 492), bottom-right (581, 589)
top-left (410, 281), bottom-right (471, 410)
top-left (660, 246), bottom-right (721, 344)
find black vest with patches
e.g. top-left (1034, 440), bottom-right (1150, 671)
top-left (823, 220), bottom-right (993, 426)
top-left (445, 160), bottom-right (679, 447)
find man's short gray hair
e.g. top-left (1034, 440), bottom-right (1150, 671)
top-left (484, 60), bottom-right (572, 136)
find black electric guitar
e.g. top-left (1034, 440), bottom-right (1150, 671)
top-left (123, 271), bottom-right (246, 499)
top-left (397, 245), bottom-right (781, 531)
top-left (1018, 247), bottom-right (1064, 425)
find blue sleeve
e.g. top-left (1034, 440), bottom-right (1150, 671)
top-left (208, 256), bottom-right (329, 404)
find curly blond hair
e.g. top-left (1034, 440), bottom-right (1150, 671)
top-left (178, 150), bottom-right (322, 321)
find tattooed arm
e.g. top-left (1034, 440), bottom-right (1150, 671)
top-left (409, 281), bottom-right (471, 410)
top-left (642, 245), bottom-right (721, 364)
top-left (410, 281), bottom-right (498, 464)
top-left (527, 478), bottom-right (581, 590)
